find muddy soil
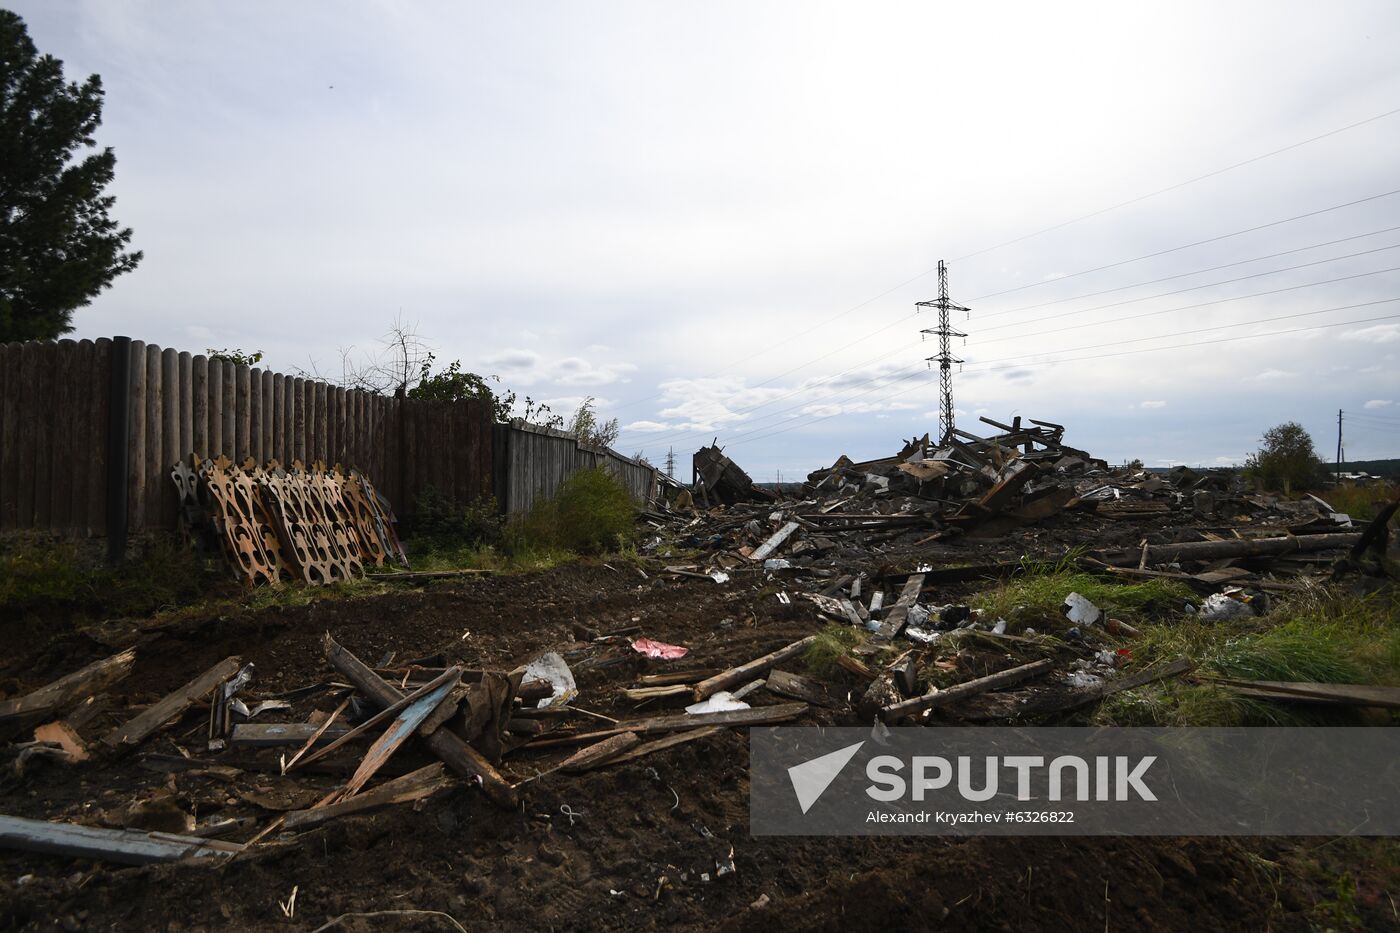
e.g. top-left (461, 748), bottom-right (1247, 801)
top-left (0, 554), bottom-right (1392, 931)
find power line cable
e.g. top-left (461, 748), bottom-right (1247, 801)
top-left (725, 310), bottom-right (1400, 448)
top-left (987, 225), bottom-right (1400, 317)
top-left (974, 245), bottom-right (1400, 336)
top-left (608, 108), bottom-right (1400, 414)
top-left (974, 263), bottom-right (1400, 348)
top-left (949, 107), bottom-right (1400, 266)
top-left (657, 298), bottom-right (1400, 451)
top-left (970, 187), bottom-right (1400, 305)
top-left (623, 228), bottom-right (1400, 444)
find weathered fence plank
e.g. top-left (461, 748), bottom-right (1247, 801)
top-left (144, 343), bottom-right (164, 530)
top-left (0, 343), bottom-right (19, 528)
top-left (86, 339), bottom-right (110, 535)
top-left (206, 357), bottom-right (223, 463)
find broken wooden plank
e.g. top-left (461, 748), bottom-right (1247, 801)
top-left (228, 722), bottom-right (352, 748)
top-left (291, 668), bottom-right (462, 771)
top-left (876, 573), bottom-right (925, 639)
top-left (749, 521), bottom-right (800, 562)
top-left (1207, 678), bottom-right (1400, 709)
top-left (282, 763), bottom-right (455, 831)
top-left (102, 657), bottom-right (241, 750)
top-left (693, 637), bottom-right (818, 700)
top-left (881, 658), bottom-right (1055, 721)
top-left (337, 678), bottom-right (457, 800)
top-left (836, 654), bottom-right (877, 681)
top-left (323, 635), bottom-right (517, 809)
top-left (765, 669), bottom-right (844, 709)
top-left (636, 669), bottom-right (723, 687)
top-left (0, 649), bottom-right (136, 726)
top-left (559, 732), bottom-right (640, 772)
top-left (621, 684), bottom-right (692, 702)
top-left (281, 697), bottom-right (350, 772)
top-left (32, 721), bottom-right (88, 762)
top-left (1098, 533), bottom-right (1361, 566)
top-left (620, 702), bottom-right (807, 735)
top-left (0, 814), bottom-right (241, 865)
top-left (606, 726), bottom-right (722, 766)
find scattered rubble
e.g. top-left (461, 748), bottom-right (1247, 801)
top-left (0, 414), bottom-right (1394, 929)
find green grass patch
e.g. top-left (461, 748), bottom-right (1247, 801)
top-left (1323, 481), bottom-right (1399, 522)
top-left (803, 624), bottom-right (862, 680)
top-left (1096, 589), bottom-right (1400, 726)
top-left (0, 533), bottom-right (223, 622)
top-left (970, 566), bottom-right (1192, 628)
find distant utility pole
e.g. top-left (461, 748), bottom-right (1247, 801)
top-left (1336, 409), bottom-right (1343, 480)
top-left (665, 446), bottom-right (675, 479)
top-left (917, 260), bottom-right (970, 444)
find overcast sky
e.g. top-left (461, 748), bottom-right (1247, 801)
top-left (15, 1), bottom-right (1400, 478)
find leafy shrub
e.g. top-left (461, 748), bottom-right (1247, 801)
top-left (407, 486), bottom-right (503, 551)
top-left (0, 533), bottom-right (219, 621)
top-left (513, 467), bottom-right (635, 555)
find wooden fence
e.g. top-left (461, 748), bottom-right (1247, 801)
top-left (1, 338), bottom-right (655, 547)
top-left (494, 423), bottom-right (659, 515)
top-left (0, 338), bottom-right (492, 542)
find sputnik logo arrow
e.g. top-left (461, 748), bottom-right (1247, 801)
top-left (787, 741), bottom-right (865, 814)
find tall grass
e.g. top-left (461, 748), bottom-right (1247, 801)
top-left (971, 567), bottom-right (1192, 627)
top-left (1097, 589), bottom-right (1400, 726)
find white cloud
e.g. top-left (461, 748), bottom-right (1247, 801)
top-left (1363, 399), bottom-right (1394, 409)
top-left (1139, 400), bottom-right (1167, 409)
top-left (621, 420), bottom-right (672, 432)
top-left (485, 349), bottom-right (540, 371)
top-left (1340, 324), bottom-right (1400, 345)
top-left (1243, 369), bottom-right (1293, 383)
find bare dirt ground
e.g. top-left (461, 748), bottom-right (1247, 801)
top-left (1, 545), bottom-right (1395, 931)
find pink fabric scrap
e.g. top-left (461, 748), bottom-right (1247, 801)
top-left (631, 638), bottom-right (689, 660)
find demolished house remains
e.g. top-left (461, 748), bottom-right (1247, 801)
top-left (1, 411), bottom-right (1395, 910)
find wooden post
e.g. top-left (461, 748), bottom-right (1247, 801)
top-left (220, 358), bottom-right (235, 462)
top-left (144, 344), bottom-right (163, 529)
top-left (291, 376), bottom-right (305, 464)
top-left (206, 357), bottom-right (223, 461)
top-left (260, 369), bottom-right (274, 463)
top-left (125, 340), bottom-right (146, 533)
top-left (314, 380), bottom-right (328, 464)
top-left (49, 339), bottom-right (76, 531)
top-left (104, 338), bottom-right (130, 556)
top-left (191, 354), bottom-right (208, 461)
top-left (0, 342), bottom-right (19, 529)
top-left (235, 364), bottom-right (251, 463)
top-left (247, 367), bottom-right (262, 464)
top-left (161, 347), bottom-right (180, 528)
top-left (177, 352), bottom-right (193, 466)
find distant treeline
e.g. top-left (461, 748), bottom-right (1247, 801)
top-left (1335, 459), bottom-right (1400, 479)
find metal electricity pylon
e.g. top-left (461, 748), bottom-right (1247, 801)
top-left (916, 260), bottom-right (969, 444)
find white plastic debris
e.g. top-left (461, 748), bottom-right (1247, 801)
top-left (991, 619), bottom-right (1008, 635)
top-left (1064, 670), bottom-right (1103, 689)
top-left (1197, 592), bottom-right (1255, 621)
top-left (709, 571), bottom-right (731, 584)
top-left (763, 559), bottom-right (792, 570)
top-left (906, 604), bottom-right (931, 628)
top-left (686, 691), bottom-right (751, 714)
top-left (904, 626), bottom-right (940, 644)
top-left (522, 651), bottom-right (578, 709)
top-left (1063, 592), bottom-right (1103, 626)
